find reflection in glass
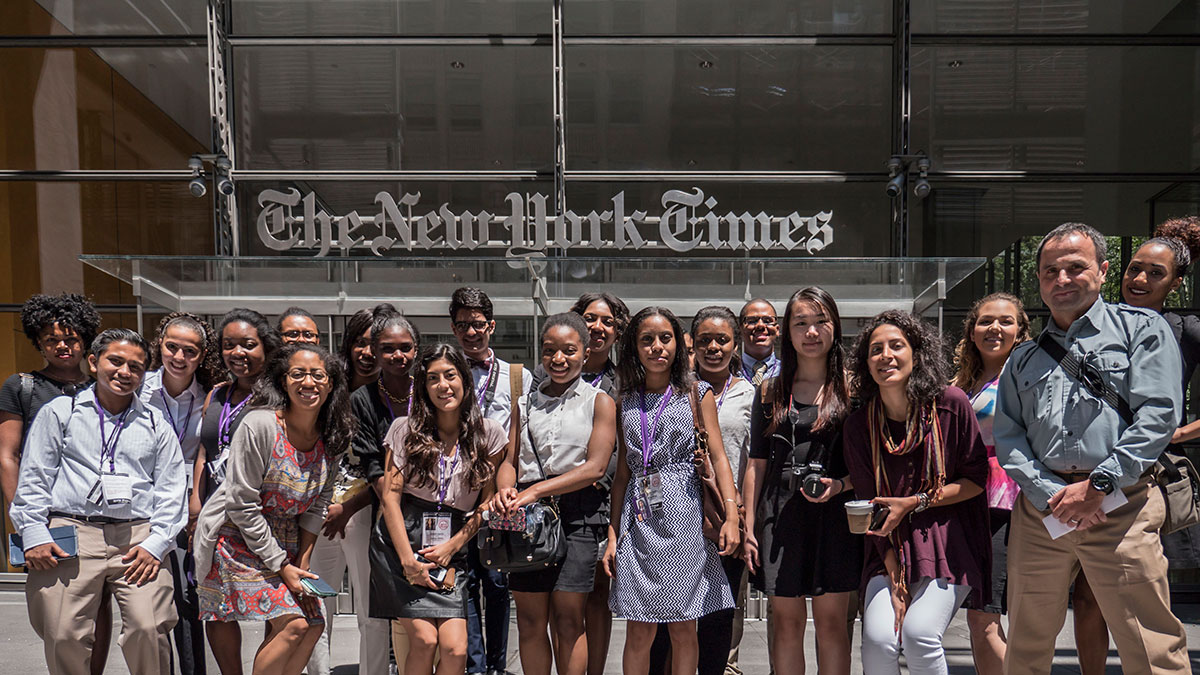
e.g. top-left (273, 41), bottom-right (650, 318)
top-left (231, 0), bottom-right (548, 36)
top-left (234, 46), bottom-right (553, 171)
top-left (565, 0), bottom-right (891, 35)
top-left (911, 46), bottom-right (1200, 173)
top-left (912, 0), bottom-right (1200, 34)
top-left (566, 46), bottom-right (891, 171)
top-left (10, 0), bottom-right (205, 36)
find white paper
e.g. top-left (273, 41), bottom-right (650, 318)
top-left (1042, 489), bottom-right (1129, 539)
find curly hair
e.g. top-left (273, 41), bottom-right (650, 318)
top-left (149, 312), bottom-right (221, 389)
top-left (690, 305), bottom-right (740, 378)
top-left (951, 293), bottom-right (1030, 392)
top-left (401, 343), bottom-right (494, 492)
top-left (1150, 216), bottom-right (1200, 278)
top-left (771, 287), bottom-right (849, 433)
top-left (850, 310), bottom-right (948, 411)
top-left (250, 343), bottom-right (355, 457)
top-left (449, 287), bottom-right (493, 321)
top-left (217, 308), bottom-right (282, 380)
top-left (20, 293), bottom-right (102, 350)
top-left (570, 292), bottom-right (631, 341)
top-left (616, 307), bottom-right (694, 397)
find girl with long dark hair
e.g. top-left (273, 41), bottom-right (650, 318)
top-left (492, 312), bottom-right (617, 675)
top-left (193, 344), bottom-right (353, 675)
top-left (741, 287), bottom-right (860, 675)
top-left (843, 310), bottom-right (990, 675)
top-left (602, 307), bottom-right (739, 675)
top-left (370, 343), bottom-right (509, 675)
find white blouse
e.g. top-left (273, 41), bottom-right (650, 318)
top-left (518, 376), bottom-right (601, 483)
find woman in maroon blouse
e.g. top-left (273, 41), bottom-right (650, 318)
top-left (843, 310), bottom-right (991, 675)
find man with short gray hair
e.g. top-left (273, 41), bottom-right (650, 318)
top-left (994, 223), bottom-right (1189, 674)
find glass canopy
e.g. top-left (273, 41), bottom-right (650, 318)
top-left (81, 255), bottom-right (984, 331)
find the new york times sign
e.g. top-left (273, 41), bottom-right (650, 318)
top-left (256, 187), bottom-right (834, 257)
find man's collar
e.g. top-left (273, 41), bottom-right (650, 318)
top-left (467, 349), bottom-right (495, 371)
top-left (1046, 296), bottom-right (1106, 337)
top-left (82, 386), bottom-right (145, 417)
top-left (741, 351), bottom-right (776, 368)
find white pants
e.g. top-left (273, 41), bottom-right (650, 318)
top-left (861, 575), bottom-right (969, 675)
top-left (306, 507), bottom-right (391, 675)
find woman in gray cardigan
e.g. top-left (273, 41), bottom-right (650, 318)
top-left (194, 344), bottom-right (355, 675)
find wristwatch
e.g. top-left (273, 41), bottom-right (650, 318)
top-left (1089, 472), bottom-right (1115, 495)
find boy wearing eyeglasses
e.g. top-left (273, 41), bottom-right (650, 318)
top-left (738, 298), bottom-right (781, 385)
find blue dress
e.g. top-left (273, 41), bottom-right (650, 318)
top-left (609, 380), bottom-right (734, 622)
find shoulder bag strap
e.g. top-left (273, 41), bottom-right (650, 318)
top-left (1036, 333), bottom-right (1134, 426)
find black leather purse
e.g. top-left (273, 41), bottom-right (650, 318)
top-left (476, 421), bottom-right (567, 573)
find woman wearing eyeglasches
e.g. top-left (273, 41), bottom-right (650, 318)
top-left (1056, 217), bottom-right (1200, 675)
top-left (491, 313), bottom-right (617, 675)
top-left (741, 288), bottom-right (861, 675)
top-left (370, 343), bottom-right (509, 675)
top-left (278, 307), bottom-right (321, 345)
top-left (193, 308), bottom-right (282, 674)
top-left (193, 344), bottom-right (351, 675)
top-left (602, 307), bottom-right (739, 675)
top-left (139, 312), bottom-right (221, 675)
top-left (842, 311), bottom-right (991, 675)
top-left (307, 304), bottom-right (406, 675)
top-left (950, 293), bottom-right (1029, 675)
top-left (0, 293), bottom-right (101, 669)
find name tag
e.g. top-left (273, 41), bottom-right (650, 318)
top-left (100, 472), bottom-right (133, 505)
top-left (637, 471), bottom-right (664, 517)
top-left (422, 512), bottom-right (453, 547)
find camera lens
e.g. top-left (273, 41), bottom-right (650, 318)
top-left (802, 473), bottom-right (826, 499)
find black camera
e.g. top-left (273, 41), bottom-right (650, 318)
top-left (773, 434), bottom-right (829, 499)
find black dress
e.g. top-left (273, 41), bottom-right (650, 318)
top-left (750, 394), bottom-right (862, 597)
top-left (1162, 312), bottom-right (1200, 568)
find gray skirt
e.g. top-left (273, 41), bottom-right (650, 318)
top-left (369, 495), bottom-right (469, 619)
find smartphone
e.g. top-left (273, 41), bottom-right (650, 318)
top-left (300, 577), bottom-right (339, 598)
top-left (415, 554), bottom-right (449, 586)
top-left (869, 504), bottom-right (891, 531)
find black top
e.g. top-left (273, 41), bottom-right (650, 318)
top-left (198, 383), bottom-right (254, 498)
top-left (1163, 312), bottom-right (1200, 394)
top-left (0, 371), bottom-right (89, 452)
top-left (350, 382), bottom-right (398, 484)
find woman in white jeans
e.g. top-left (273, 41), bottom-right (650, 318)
top-left (842, 310), bottom-right (992, 675)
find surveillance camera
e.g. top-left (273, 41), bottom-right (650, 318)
top-left (913, 178), bottom-right (932, 199)
top-left (216, 176), bottom-right (235, 196)
top-left (886, 172), bottom-right (906, 198)
top-left (189, 176), bottom-right (207, 198)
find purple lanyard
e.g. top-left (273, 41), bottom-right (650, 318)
top-left (587, 368), bottom-right (605, 388)
top-left (436, 442), bottom-right (461, 510)
top-left (380, 377), bottom-right (413, 421)
top-left (638, 389), bottom-right (673, 475)
top-left (158, 390), bottom-right (195, 443)
top-left (98, 405), bottom-right (130, 473)
top-left (715, 375), bottom-right (733, 410)
top-left (475, 356), bottom-right (497, 409)
top-left (218, 393), bottom-right (250, 448)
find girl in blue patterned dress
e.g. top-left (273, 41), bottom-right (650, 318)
top-left (602, 307), bottom-right (739, 675)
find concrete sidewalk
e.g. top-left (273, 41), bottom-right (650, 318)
top-left (1, 591), bottom-right (1197, 673)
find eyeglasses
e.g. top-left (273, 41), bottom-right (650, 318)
top-left (452, 320), bottom-right (490, 333)
top-left (287, 369), bottom-right (329, 383)
top-left (741, 316), bottom-right (777, 327)
top-left (282, 330), bottom-right (319, 341)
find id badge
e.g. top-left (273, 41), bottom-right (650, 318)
top-left (641, 471), bottom-right (664, 513)
top-left (100, 472), bottom-right (133, 505)
top-left (422, 512), bottom-right (452, 547)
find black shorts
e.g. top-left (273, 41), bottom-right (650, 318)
top-left (508, 522), bottom-right (603, 594)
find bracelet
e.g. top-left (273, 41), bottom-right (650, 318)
top-left (912, 492), bottom-right (930, 514)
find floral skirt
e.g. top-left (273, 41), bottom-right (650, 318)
top-left (197, 519), bottom-right (323, 624)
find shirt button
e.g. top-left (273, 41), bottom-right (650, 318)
top-left (1067, 430), bottom-right (1073, 436)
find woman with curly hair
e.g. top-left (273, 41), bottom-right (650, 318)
top-left (370, 343), bottom-right (509, 675)
top-left (950, 294), bottom-right (1029, 675)
top-left (138, 312), bottom-right (220, 675)
top-left (843, 310), bottom-right (991, 675)
top-left (193, 343), bottom-right (352, 675)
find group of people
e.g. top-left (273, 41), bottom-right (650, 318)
top-left (1, 218), bottom-right (1197, 675)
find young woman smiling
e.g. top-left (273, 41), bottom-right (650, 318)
top-left (603, 307), bottom-right (739, 675)
top-left (951, 293), bottom-right (1030, 675)
top-left (492, 312), bottom-right (616, 675)
top-left (742, 288), bottom-right (859, 675)
top-left (843, 311), bottom-right (991, 675)
top-left (193, 344), bottom-right (353, 675)
top-left (371, 344), bottom-right (509, 675)
top-left (568, 292), bottom-right (629, 675)
top-left (193, 308), bottom-right (281, 674)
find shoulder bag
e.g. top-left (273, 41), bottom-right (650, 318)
top-left (476, 409), bottom-right (566, 573)
top-left (687, 381), bottom-right (745, 551)
top-left (1037, 333), bottom-right (1200, 534)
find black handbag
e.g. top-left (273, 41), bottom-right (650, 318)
top-left (1037, 333), bottom-right (1200, 533)
top-left (476, 420), bottom-right (566, 573)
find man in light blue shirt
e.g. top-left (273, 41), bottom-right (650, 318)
top-left (993, 223), bottom-right (1189, 674)
top-left (738, 298), bottom-right (780, 385)
top-left (12, 328), bottom-right (186, 675)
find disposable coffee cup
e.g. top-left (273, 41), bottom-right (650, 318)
top-left (845, 500), bottom-right (874, 534)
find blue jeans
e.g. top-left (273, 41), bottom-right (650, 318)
top-left (466, 541), bottom-right (510, 673)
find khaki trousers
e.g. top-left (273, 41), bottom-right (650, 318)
top-left (1004, 480), bottom-right (1189, 675)
top-left (26, 518), bottom-right (177, 675)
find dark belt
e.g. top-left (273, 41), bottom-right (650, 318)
top-left (49, 511), bottom-right (143, 525)
top-left (1053, 471), bottom-right (1092, 483)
